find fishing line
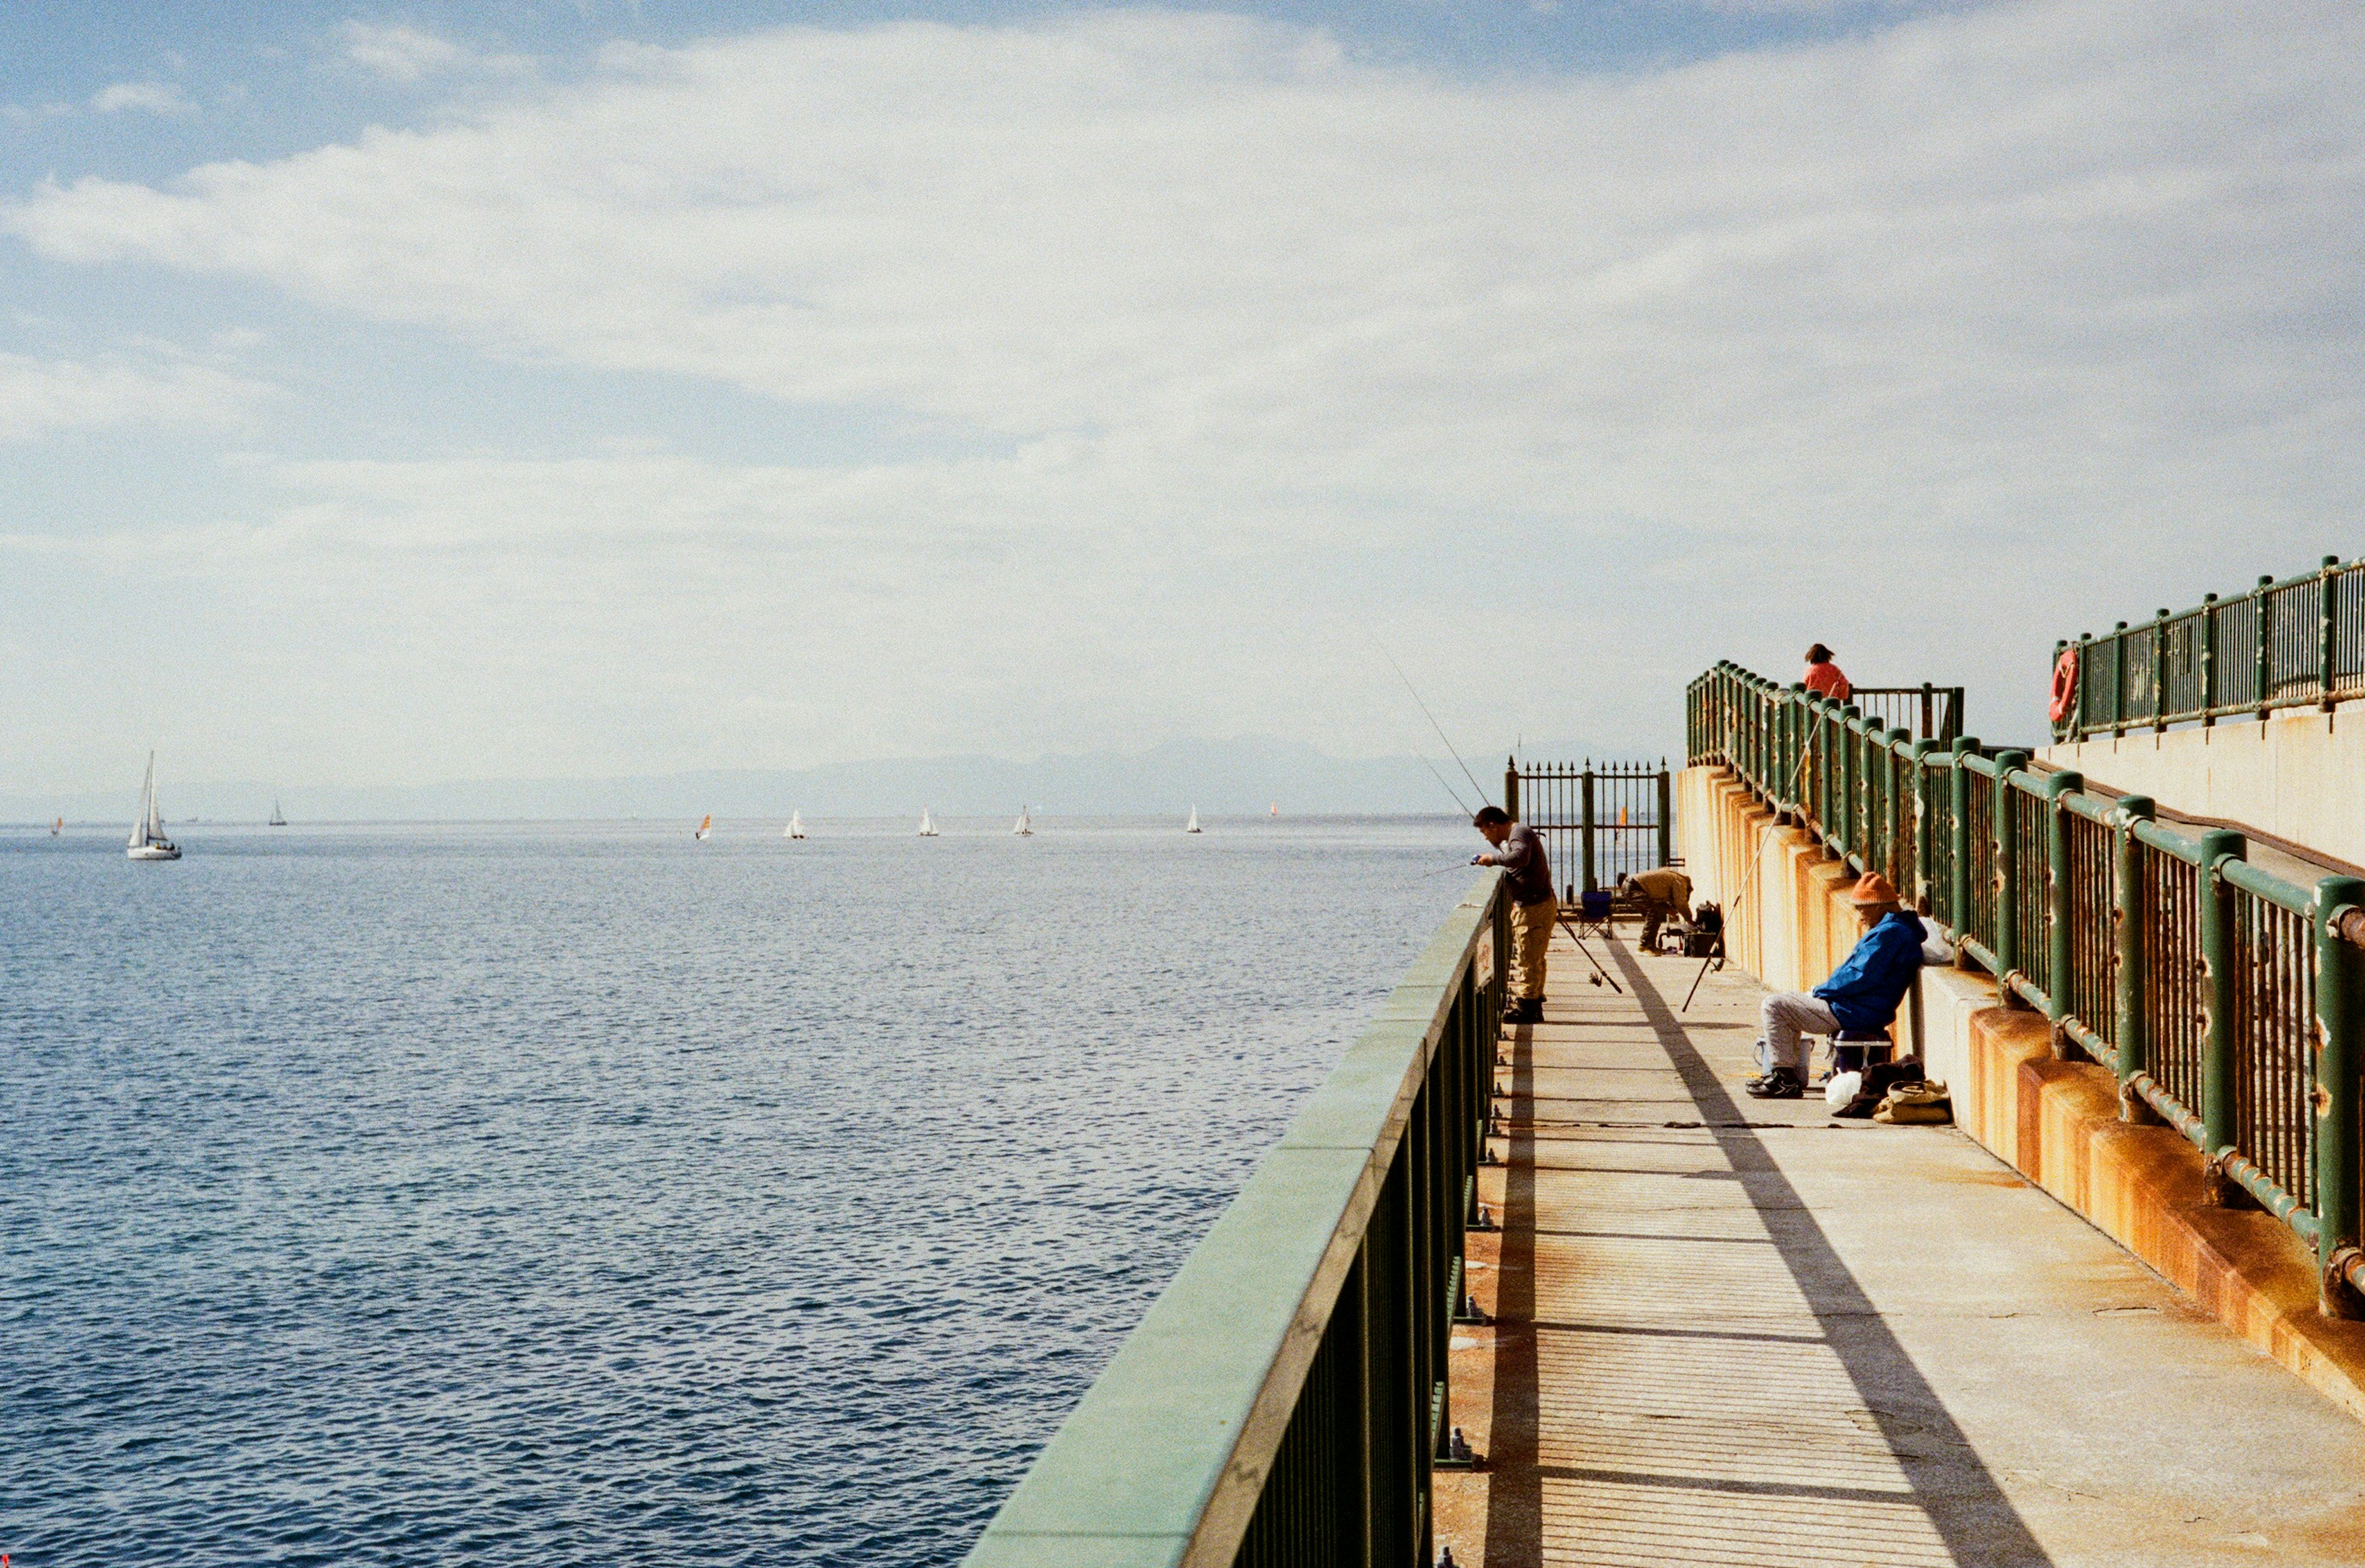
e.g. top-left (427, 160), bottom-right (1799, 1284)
top-left (1372, 641), bottom-right (1492, 807)
top-left (1414, 752), bottom-right (1473, 817)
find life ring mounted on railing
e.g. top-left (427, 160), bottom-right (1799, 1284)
top-left (2047, 647), bottom-right (2079, 725)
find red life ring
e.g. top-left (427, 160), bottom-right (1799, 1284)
top-left (2047, 648), bottom-right (2079, 724)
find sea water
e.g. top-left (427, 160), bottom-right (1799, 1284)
top-left (0, 817), bottom-right (1475, 1565)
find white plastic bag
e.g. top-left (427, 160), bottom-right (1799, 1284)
top-left (1825, 1069), bottom-right (1863, 1109)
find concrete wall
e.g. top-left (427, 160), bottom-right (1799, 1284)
top-left (1681, 759), bottom-right (2365, 1420)
top-left (2043, 705), bottom-right (2364, 868)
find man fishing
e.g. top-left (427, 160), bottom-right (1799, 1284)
top-left (1471, 806), bottom-right (1556, 1024)
top-left (1744, 873), bottom-right (1923, 1099)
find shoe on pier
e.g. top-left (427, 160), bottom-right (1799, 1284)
top-left (1744, 1067), bottom-right (1803, 1100)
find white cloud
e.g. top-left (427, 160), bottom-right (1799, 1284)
top-left (339, 22), bottom-right (532, 83)
top-left (3, 2), bottom-right (2363, 782)
top-left (87, 80), bottom-right (195, 116)
top-left (0, 352), bottom-right (272, 442)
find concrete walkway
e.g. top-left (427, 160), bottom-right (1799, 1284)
top-left (1437, 931), bottom-right (2365, 1567)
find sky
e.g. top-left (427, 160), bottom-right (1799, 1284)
top-left (1, 1), bottom-right (2358, 802)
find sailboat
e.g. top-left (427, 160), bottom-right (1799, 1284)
top-left (1185, 805), bottom-right (1202, 834)
top-left (269, 798), bottom-right (288, 827)
top-left (49, 816), bottom-right (61, 837)
top-left (126, 752), bottom-right (181, 861)
top-left (1269, 801), bottom-right (1279, 818)
top-left (695, 814), bottom-right (713, 841)
top-left (1013, 805), bottom-right (1032, 836)
top-left (785, 810), bottom-right (806, 839)
top-left (918, 808), bottom-right (939, 838)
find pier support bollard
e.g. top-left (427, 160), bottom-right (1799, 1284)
top-left (2314, 878), bottom-right (2365, 1317)
top-left (2198, 830), bottom-right (2249, 1210)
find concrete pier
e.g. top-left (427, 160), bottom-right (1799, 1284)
top-left (1437, 930), bottom-right (2365, 1567)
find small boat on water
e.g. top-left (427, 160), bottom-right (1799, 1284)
top-left (1185, 805), bottom-right (1202, 834)
top-left (269, 799), bottom-right (288, 827)
top-left (49, 816), bottom-right (61, 837)
top-left (917, 809), bottom-right (939, 837)
top-left (127, 753), bottom-right (180, 861)
top-left (1013, 805), bottom-right (1032, 836)
top-left (786, 810), bottom-right (806, 839)
top-left (695, 814), bottom-right (713, 841)
top-left (1269, 801), bottom-right (1278, 818)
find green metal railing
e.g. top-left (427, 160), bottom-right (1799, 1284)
top-left (1687, 662), bottom-right (2365, 1319)
top-left (2053, 554), bottom-right (2365, 741)
top-left (964, 873), bottom-right (1508, 1566)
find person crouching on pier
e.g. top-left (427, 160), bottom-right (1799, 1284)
top-left (1617, 867), bottom-right (1693, 952)
top-left (1744, 873), bottom-right (1923, 1099)
top-left (1471, 806), bottom-right (1556, 1024)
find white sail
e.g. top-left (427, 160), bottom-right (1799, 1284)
top-left (1185, 805), bottom-right (1202, 833)
top-left (695, 813), bottom-right (713, 841)
top-left (269, 798), bottom-right (287, 827)
top-left (918, 809), bottom-right (939, 837)
top-left (1013, 805), bottom-right (1032, 836)
top-left (127, 751), bottom-right (180, 860)
top-left (786, 810), bottom-right (806, 839)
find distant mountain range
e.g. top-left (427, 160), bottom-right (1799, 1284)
top-left (5, 737), bottom-right (1644, 825)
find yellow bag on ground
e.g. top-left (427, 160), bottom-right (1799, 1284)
top-left (1874, 1080), bottom-right (1952, 1125)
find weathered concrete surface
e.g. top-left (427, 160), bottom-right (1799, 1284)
top-left (1436, 932), bottom-right (2365, 1567)
top-left (2044, 705), bottom-right (2365, 870)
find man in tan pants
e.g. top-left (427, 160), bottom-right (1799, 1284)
top-left (1618, 867), bottom-right (1694, 952)
top-left (1472, 805), bottom-right (1558, 1024)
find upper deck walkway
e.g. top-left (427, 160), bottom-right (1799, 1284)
top-left (1439, 928), bottom-right (2365, 1567)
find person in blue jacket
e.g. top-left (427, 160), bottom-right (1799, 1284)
top-left (1744, 873), bottom-right (1923, 1100)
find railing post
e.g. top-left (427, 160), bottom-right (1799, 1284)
top-left (1656, 764), bottom-right (1673, 871)
top-left (1504, 756), bottom-right (1518, 823)
top-left (2070, 633), bottom-right (2092, 743)
top-left (2322, 555), bottom-right (2343, 712)
top-left (2044, 770), bottom-right (2081, 1054)
top-left (2199, 595), bottom-right (2219, 729)
top-left (1909, 738), bottom-right (1934, 910)
top-left (2198, 828), bottom-right (2247, 1206)
top-left (1920, 682), bottom-right (1934, 742)
top-left (2110, 622), bottom-right (2128, 738)
top-left (2151, 608), bottom-right (2170, 732)
top-left (1842, 705), bottom-right (1862, 866)
top-left (1786, 684), bottom-right (1806, 818)
top-left (1993, 751), bottom-right (2029, 990)
top-left (1580, 766), bottom-right (1598, 895)
top-left (2257, 574), bottom-right (2276, 719)
top-left (1949, 737), bottom-right (1976, 934)
top-left (2114, 795), bottom-right (2155, 1120)
top-left (2314, 876), bottom-right (2365, 1317)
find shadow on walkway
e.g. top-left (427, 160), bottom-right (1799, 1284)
top-left (1481, 945), bottom-right (2054, 1567)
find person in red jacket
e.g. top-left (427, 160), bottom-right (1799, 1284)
top-left (1803, 644), bottom-right (1851, 701)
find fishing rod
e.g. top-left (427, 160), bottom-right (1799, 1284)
top-left (1680, 704), bottom-right (1832, 1012)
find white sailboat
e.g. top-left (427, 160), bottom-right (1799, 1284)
top-left (918, 808), bottom-right (939, 837)
top-left (126, 752), bottom-right (181, 861)
top-left (786, 810), bottom-right (806, 839)
top-left (1013, 805), bottom-right (1032, 836)
top-left (1185, 805), bottom-right (1202, 834)
top-left (268, 798), bottom-right (288, 827)
top-left (695, 814), bottom-right (713, 841)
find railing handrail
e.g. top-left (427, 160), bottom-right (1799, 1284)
top-left (1684, 660), bottom-right (2365, 1319)
top-left (966, 871), bottom-right (1506, 1564)
top-left (2052, 554), bottom-right (2363, 741)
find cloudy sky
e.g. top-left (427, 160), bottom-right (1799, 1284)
top-left (1, 0), bottom-right (2356, 798)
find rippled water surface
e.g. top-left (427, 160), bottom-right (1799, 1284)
top-left (1, 816), bottom-right (1473, 1566)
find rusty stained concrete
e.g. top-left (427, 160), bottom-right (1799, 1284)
top-left (1433, 929), bottom-right (2365, 1568)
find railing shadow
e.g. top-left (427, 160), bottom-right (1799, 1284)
top-left (1482, 1020), bottom-right (1540, 1567)
top-left (1602, 940), bottom-right (2055, 1568)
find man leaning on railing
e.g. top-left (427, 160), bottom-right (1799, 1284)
top-left (1472, 806), bottom-right (1556, 1024)
top-left (1744, 873), bottom-right (1923, 1100)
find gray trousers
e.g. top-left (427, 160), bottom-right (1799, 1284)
top-left (1761, 993), bottom-right (1840, 1073)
